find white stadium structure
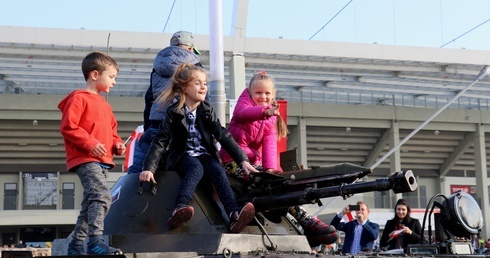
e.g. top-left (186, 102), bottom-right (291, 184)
top-left (1, 24), bottom-right (490, 245)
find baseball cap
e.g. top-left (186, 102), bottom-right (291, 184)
top-left (170, 31), bottom-right (200, 55)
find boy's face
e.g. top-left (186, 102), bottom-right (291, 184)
top-left (94, 65), bottom-right (117, 93)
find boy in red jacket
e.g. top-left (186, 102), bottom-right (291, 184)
top-left (58, 52), bottom-right (126, 255)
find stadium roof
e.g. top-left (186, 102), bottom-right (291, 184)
top-left (1, 26), bottom-right (490, 108)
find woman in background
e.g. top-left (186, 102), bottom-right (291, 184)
top-left (380, 199), bottom-right (422, 250)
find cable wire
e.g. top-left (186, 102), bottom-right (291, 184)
top-left (309, 0), bottom-right (353, 40)
top-left (440, 18), bottom-right (490, 48)
top-left (162, 0), bottom-right (177, 33)
top-left (369, 65), bottom-right (490, 170)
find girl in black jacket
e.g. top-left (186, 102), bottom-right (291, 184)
top-left (380, 199), bottom-right (422, 251)
top-left (140, 64), bottom-right (258, 233)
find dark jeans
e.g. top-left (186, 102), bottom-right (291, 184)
top-left (174, 154), bottom-right (238, 215)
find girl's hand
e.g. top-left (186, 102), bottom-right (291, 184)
top-left (139, 170), bottom-right (156, 183)
top-left (264, 168), bottom-right (283, 174)
top-left (264, 106), bottom-right (279, 117)
top-left (404, 226), bottom-right (412, 235)
top-left (240, 161), bottom-right (259, 176)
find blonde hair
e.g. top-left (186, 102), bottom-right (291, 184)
top-left (156, 63), bottom-right (207, 110)
top-left (249, 71), bottom-right (288, 139)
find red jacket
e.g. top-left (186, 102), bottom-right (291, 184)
top-left (219, 89), bottom-right (278, 170)
top-left (58, 90), bottom-right (123, 171)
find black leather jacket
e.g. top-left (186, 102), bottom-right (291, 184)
top-left (379, 217), bottom-right (422, 250)
top-left (142, 100), bottom-right (249, 173)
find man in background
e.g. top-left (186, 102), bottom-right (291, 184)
top-left (127, 31), bottom-right (202, 174)
top-left (330, 201), bottom-right (379, 254)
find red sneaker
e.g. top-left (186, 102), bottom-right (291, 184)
top-left (302, 216), bottom-right (336, 235)
top-left (229, 202), bottom-right (255, 233)
top-left (168, 205), bottom-right (194, 228)
top-left (289, 205), bottom-right (339, 247)
top-left (307, 230), bottom-right (340, 247)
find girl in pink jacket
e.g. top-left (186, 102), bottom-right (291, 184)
top-left (219, 71), bottom-right (339, 251)
top-left (219, 70), bottom-right (287, 177)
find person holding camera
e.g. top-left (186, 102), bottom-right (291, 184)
top-left (330, 201), bottom-right (379, 255)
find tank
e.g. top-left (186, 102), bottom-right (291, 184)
top-left (101, 162), bottom-right (418, 256)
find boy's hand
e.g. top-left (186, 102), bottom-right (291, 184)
top-left (115, 142), bottom-right (126, 155)
top-left (91, 143), bottom-right (107, 157)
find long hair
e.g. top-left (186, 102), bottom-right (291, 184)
top-left (248, 71), bottom-right (288, 139)
top-left (156, 63), bottom-right (207, 110)
top-left (393, 198), bottom-right (412, 223)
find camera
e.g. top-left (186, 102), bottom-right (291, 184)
top-left (349, 204), bottom-right (360, 211)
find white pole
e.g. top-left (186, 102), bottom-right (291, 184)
top-left (209, 0), bottom-right (226, 126)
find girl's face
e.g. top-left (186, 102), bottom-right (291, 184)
top-left (249, 79), bottom-right (275, 106)
top-left (396, 204), bottom-right (408, 220)
top-left (183, 71), bottom-right (207, 104)
top-left (94, 65), bottom-right (117, 93)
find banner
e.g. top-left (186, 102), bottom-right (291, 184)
top-left (450, 185), bottom-right (477, 194)
top-left (123, 125), bottom-right (144, 172)
top-left (342, 211), bottom-right (356, 222)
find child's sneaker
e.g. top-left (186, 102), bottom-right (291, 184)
top-left (289, 205), bottom-right (308, 222)
top-left (87, 238), bottom-right (122, 255)
top-left (168, 204), bottom-right (194, 228)
top-left (229, 202), bottom-right (255, 233)
top-left (301, 216), bottom-right (336, 236)
top-left (289, 205), bottom-right (339, 247)
top-left (305, 227), bottom-right (339, 247)
top-left (67, 240), bottom-right (85, 255)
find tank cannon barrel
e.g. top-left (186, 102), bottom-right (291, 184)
top-left (239, 170), bottom-right (417, 211)
top-left (98, 166), bottom-right (418, 255)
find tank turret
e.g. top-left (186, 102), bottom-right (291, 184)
top-left (103, 162), bottom-right (417, 256)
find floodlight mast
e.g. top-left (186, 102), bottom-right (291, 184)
top-left (370, 65), bottom-right (490, 170)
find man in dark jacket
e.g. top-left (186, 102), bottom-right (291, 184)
top-left (330, 201), bottom-right (379, 254)
top-left (128, 31), bottom-right (202, 174)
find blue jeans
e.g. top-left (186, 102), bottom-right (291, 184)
top-left (174, 154), bottom-right (238, 215)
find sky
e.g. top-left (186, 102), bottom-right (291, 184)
top-left (1, 0), bottom-right (490, 51)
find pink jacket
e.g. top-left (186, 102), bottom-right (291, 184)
top-left (219, 89), bottom-right (278, 170)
